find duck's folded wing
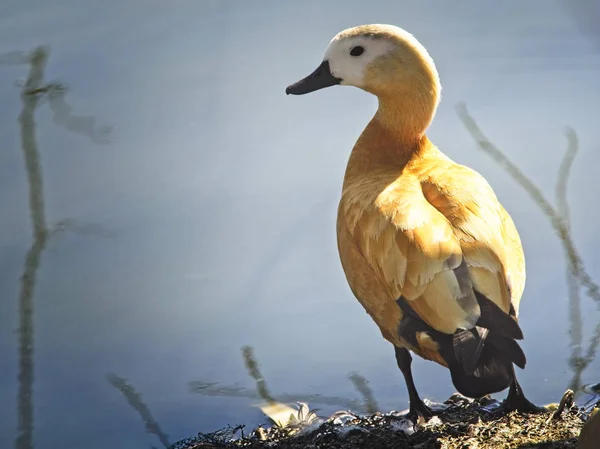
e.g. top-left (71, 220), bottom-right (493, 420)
top-left (346, 181), bottom-right (481, 335)
top-left (344, 168), bottom-right (523, 339)
top-left (421, 164), bottom-right (525, 320)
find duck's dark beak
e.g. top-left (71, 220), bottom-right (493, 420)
top-left (285, 60), bottom-right (341, 95)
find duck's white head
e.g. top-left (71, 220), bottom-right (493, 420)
top-left (286, 24), bottom-right (442, 136)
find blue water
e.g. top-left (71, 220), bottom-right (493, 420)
top-left (1, 1), bottom-right (599, 448)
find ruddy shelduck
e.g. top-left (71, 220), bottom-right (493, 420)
top-left (286, 24), bottom-right (538, 419)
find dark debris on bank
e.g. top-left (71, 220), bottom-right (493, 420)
top-left (170, 390), bottom-right (597, 449)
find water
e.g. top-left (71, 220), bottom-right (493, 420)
top-left (1, 1), bottom-right (599, 448)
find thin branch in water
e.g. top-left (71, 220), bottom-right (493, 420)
top-left (46, 86), bottom-right (113, 144)
top-left (19, 47), bottom-right (49, 242)
top-left (15, 237), bottom-right (46, 449)
top-left (4, 44), bottom-right (116, 449)
top-left (19, 80), bottom-right (114, 145)
top-left (241, 346), bottom-right (277, 404)
top-left (348, 372), bottom-right (379, 414)
top-left (14, 45), bottom-right (50, 449)
top-left (7, 48), bottom-right (113, 145)
top-left (566, 267), bottom-right (584, 371)
top-left (556, 128), bottom-right (583, 386)
top-left (106, 374), bottom-right (170, 448)
top-left (555, 128), bottom-right (578, 225)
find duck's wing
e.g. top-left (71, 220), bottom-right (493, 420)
top-left (421, 163), bottom-right (525, 319)
top-left (339, 165), bottom-right (525, 369)
top-left (342, 176), bottom-right (479, 335)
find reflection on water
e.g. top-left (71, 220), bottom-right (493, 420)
top-left (105, 346), bottom-right (381, 448)
top-left (1, 46), bottom-right (112, 449)
top-left (347, 372), bottom-right (378, 414)
top-left (189, 346), bottom-right (373, 413)
top-left (242, 346), bottom-right (277, 404)
top-left (106, 374), bottom-right (170, 448)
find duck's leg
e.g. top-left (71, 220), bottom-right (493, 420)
top-left (499, 367), bottom-right (540, 413)
top-left (394, 346), bottom-right (433, 420)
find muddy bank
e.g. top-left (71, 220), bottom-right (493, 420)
top-left (170, 390), bottom-right (597, 449)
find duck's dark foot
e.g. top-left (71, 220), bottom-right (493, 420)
top-left (498, 378), bottom-right (542, 414)
top-left (406, 399), bottom-right (434, 423)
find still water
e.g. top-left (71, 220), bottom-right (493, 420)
top-left (1, 1), bottom-right (599, 448)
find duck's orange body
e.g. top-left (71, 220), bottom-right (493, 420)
top-left (337, 127), bottom-right (525, 366)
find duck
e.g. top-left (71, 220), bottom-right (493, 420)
top-left (285, 24), bottom-right (538, 419)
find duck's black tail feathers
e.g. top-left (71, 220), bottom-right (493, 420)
top-left (449, 293), bottom-right (526, 398)
top-left (449, 328), bottom-right (524, 398)
top-left (396, 292), bottom-right (527, 399)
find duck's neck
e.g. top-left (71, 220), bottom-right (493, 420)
top-left (343, 93), bottom-right (437, 182)
top-left (375, 91), bottom-right (436, 143)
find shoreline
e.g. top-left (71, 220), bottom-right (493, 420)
top-left (170, 390), bottom-right (595, 449)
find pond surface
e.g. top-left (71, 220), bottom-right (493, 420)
top-left (1, 1), bottom-right (600, 448)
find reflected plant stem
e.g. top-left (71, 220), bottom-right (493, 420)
top-left (16, 238), bottom-right (46, 449)
top-left (241, 346), bottom-right (277, 404)
top-left (457, 103), bottom-right (600, 393)
top-left (14, 46), bottom-right (50, 449)
top-left (7, 45), bottom-right (114, 449)
top-left (348, 372), bottom-right (379, 414)
top-left (20, 48), bottom-right (48, 239)
top-left (106, 374), bottom-right (170, 448)
top-left (46, 87), bottom-right (112, 144)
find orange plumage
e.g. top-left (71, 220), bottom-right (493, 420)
top-left (337, 132), bottom-right (524, 361)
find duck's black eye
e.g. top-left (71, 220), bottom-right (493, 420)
top-left (350, 46), bottom-right (364, 57)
